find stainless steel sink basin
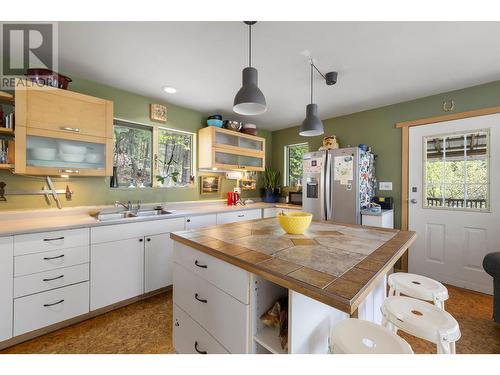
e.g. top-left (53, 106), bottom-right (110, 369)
top-left (94, 209), bottom-right (174, 221)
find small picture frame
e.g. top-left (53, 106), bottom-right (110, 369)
top-left (239, 179), bottom-right (256, 190)
top-left (150, 103), bottom-right (167, 123)
top-left (200, 175), bottom-right (220, 194)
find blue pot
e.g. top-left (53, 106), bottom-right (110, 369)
top-left (207, 119), bottom-right (223, 127)
top-left (263, 189), bottom-right (280, 203)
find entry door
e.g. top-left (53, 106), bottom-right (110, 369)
top-left (408, 113), bottom-right (500, 294)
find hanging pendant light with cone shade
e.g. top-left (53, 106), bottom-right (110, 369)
top-left (233, 21), bottom-right (267, 116)
top-left (299, 59), bottom-right (338, 137)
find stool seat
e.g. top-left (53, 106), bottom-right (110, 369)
top-left (388, 273), bottom-right (449, 309)
top-left (330, 318), bottom-right (413, 354)
top-left (382, 296), bottom-right (460, 354)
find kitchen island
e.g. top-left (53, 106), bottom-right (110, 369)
top-left (171, 217), bottom-right (416, 354)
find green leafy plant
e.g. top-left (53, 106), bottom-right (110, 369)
top-left (263, 167), bottom-right (280, 191)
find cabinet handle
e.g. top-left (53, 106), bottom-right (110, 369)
top-left (43, 299), bottom-right (64, 307)
top-left (147, 238), bottom-right (151, 242)
top-left (237, 214), bottom-right (244, 217)
top-left (43, 254), bottom-right (65, 260)
top-left (194, 260), bottom-right (207, 269)
top-left (60, 127), bottom-right (80, 133)
top-left (186, 219), bottom-right (191, 223)
top-left (60, 169), bottom-right (80, 174)
top-left (43, 236), bottom-right (65, 242)
top-left (43, 274), bottom-right (64, 282)
top-left (194, 341), bottom-right (207, 354)
top-left (194, 293), bottom-right (207, 303)
top-left (139, 238), bottom-right (144, 242)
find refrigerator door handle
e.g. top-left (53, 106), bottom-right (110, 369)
top-left (325, 152), bottom-right (332, 220)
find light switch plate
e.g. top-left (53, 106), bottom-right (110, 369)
top-left (379, 182), bottom-right (393, 191)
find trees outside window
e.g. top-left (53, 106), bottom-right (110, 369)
top-left (156, 129), bottom-right (193, 187)
top-left (285, 143), bottom-right (308, 187)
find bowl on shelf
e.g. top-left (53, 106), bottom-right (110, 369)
top-left (25, 68), bottom-right (72, 90)
top-left (85, 153), bottom-right (102, 164)
top-left (207, 119), bottom-right (223, 127)
top-left (59, 153), bottom-right (86, 163)
top-left (208, 114), bottom-right (222, 120)
top-left (30, 147), bottom-right (57, 161)
top-left (58, 141), bottom-right (87, 155)
top-left (277, 212), bottom-right (313, 235)
top-left (241, 123), bottom-right (257, 136)
top-left (224, 120), bottom-right (242, 132)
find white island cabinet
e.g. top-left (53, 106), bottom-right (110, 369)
top-left (0, 237), bottom-right (14, 341)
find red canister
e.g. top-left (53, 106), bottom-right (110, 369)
top-left (227, 192), bottom-right (234, 206)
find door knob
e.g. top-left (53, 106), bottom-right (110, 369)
top-left (410, 198), bottom-right (417, 204)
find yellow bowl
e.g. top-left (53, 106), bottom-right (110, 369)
top-left (277, 212), bottom-right (313, 234)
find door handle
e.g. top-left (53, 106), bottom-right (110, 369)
top-left (194, 260), bottom-right (207, 268)
top-left (194, 293), bottom-right (207, 303)
top-left (43, 254), bottom-right (65, 260)
top-left (43, 299), bottom-right (64, 307)
top-left (410, 198), bottom-right (418, 204)
top-left (43, 274), bottom-right (64, 282)
top-left (60, 127), bottom-right (80, 133)
top-left (43, 236), bottom-right (65, 242)
top-left (194, 341), bottom-right (207, 354)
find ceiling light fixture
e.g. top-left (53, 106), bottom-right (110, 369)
top-left (163, 86), bottom-right (177, 94)
top-left (299, 59), bottom-right (337, 137)
top-left (233, 21), bottom-right (267, 116)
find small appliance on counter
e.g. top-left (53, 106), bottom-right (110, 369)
top-left (288, 191), bottom-right (303, 206)
top-left (371, 196), bottom-right (393, 210)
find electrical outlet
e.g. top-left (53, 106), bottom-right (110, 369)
top-left (379, 182), bottom-right (393, 191)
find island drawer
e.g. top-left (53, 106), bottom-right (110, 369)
top-left (13, 281), bottom-right (89, 336)
top-left (91, 217), bottom-right (185, 243)
top-left (14, 228), bottom-right (89, 256)
top-left (216, 209), bottom-right (262, 224)
top-left (14, 263), bottom-right (90, 298)
top-left (173, 263), bottom-right (250, 354)
top-left (173, 304), bottom-right (229, 354)
top-left (14, 246), bottom-right (90, 277)
top-left (173, 242), bottom-right (250, 304)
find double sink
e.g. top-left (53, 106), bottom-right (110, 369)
top-left (95, 209), bottom-right (174, 222)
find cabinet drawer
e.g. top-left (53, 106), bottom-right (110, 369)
top-left (91, 217), bottom-right (185, 243)
top-left (14, 246), bottom-right (89, 277)
top-left (14, 263), bottom-right (89, 298)
top-left (14, 228), bottom-right (89, 256)
top-left (173, 242), bottom-right (249, 304)
top-left (216, 209), bottom-right (261, 224)
top-left (185, 214), bottom-right (217, 230)
top-left (173, 304), bottom-right (229, 354)
top-left (13, 281), bottom-right (89, 336)
top-left (173, 264), bottom-right (249, 354)
top-left (263, 207), bottom-right (280, 218)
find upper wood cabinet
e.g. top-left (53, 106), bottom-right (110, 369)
top-left (198, 126), bottom-right (265, 171)
top-left (13, 79), bottom-right (114, 176)
top-left (15, 79), bottom-right (113, 138)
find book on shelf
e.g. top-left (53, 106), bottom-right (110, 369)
top-left (2, 113), bottom-right (15, 130)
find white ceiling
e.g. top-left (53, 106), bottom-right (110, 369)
top-left (58, 21), bottom-right (500, 130)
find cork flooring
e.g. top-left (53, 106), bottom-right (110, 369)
top-left (1, 286), bottom-right (499, 354)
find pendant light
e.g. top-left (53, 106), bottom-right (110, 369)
top-left (299, 59), bottom-right (338, 137)
top-left (233, 21), bottom-right (267, 116)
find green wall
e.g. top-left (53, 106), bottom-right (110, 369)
top-left (0, 76), bottom-right (271, 210)
top-left (271, 80), bottom-right (500, 229)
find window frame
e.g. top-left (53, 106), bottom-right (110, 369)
top-left (422, 128), bottom-right (490, 212)
top-left (284, 142), bottom-right (309, 187)
top-left (113, 118), bottom-right (196, 189)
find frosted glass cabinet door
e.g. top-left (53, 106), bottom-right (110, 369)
top-left (26, 135), bottom-right (106, 171)
top-left (239, 155), bottom-right (263, 168)
top-left (239, 137), bottom-right (263, 152)
top-left (215, 151), bottom-right (239, 167)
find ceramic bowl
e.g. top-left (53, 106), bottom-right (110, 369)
top-left (60, 152), bottom-right (85, 163)
top-left (277, 212), bottom-right (313, 234)
top-left (31, 147), bottom-right (57, 161)
top-left (85, 153), bottom-right (102, 164)
top-left (207, 119), bottom-right (223, 127)
top-left (58, 141), bottom-right (87, 155)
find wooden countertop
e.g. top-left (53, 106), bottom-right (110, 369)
top-left (171, 218), bottom-right (416, 314)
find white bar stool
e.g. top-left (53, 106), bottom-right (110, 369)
top-left (329, 318), bottom-right (413, 354)
top-left (381, 296), bottom-right (461, 354)
top-left (388, 273), bottom-right (449, 310)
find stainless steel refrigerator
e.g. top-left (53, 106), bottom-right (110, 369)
top-left (302, 147), bottom-right (376, 224)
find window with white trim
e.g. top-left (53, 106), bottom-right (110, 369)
top-left (285, 143), bottom-right (309, 187)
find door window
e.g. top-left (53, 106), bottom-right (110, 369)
top-left (423, 130), bottom-right (489, 211)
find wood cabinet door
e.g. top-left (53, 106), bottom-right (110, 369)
top-left (90, 237), bottom-right (144, 310)
top-left (21, 85), bottom-right (112, 138)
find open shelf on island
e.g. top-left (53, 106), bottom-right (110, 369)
top-left (253, 326), bottom-right (287, 354)
top-left (0, 128), bottom-right (14, 136)
top-left (0, 91), bottom-right (14, 105)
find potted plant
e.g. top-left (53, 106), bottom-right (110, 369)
top-left (262, 167), bottom-right (281, 203)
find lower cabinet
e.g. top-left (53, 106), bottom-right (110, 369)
top-left (90, 237), bottom-right (145, 310)
top-left (144, 233), bottom-right (174, 293)
top-left (184, 214), bottom-right (217, 230)
top-left (0, 237), bottom-right (13, 342)
top-left (216, 209), bottom-right (262, 224)
top-left (13, 281), bottom-right (89, 336)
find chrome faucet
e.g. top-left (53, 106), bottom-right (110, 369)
top-left (115, 200), bottom-right (132, 211)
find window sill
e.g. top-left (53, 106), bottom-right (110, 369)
top-left (110, 185), bottom-right (196, 191)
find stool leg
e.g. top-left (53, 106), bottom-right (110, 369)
top-left (388, 286), bottom-right (395, 297)
top-left (450, 341), bottom-right (456, 354)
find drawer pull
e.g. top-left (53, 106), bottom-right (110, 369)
top-left (194, 341), bottom-right (207, 354)
top-left (194, 293), bottom-right (207, 303)
top-left (186, 219), bottom-right (191, 223)
top-left (237, 214), bottom-right (244, 217)
top-left (43, 254), bottom-right (65, 260)
top-left (194, 260), bottom-right (207, 269)
top-left (60, 127), bottom-right (80, 133)
top-left (42, 274), bottom-right (64, 282)
top-left (60, 169), bottom-right (80, 174)
top-left (43, 236), bottom-right (65, 242)
top-left (43, 299), bottom-right (65, 307)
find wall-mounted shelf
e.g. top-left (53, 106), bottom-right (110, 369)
top-left (0, 91), bottom-right (14, 105)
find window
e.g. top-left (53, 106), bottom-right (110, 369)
top-left (424, 130), bottom-right (489, 211)
top-left (114, 121), bottom-right (153, 187)
top-left (156, 128), bottom-right (194, 187)
top-left (113, 120), bottom-right (194, 188)
top-left (285, 143), bottom-right (309, 187)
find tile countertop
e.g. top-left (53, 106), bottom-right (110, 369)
top-left (0, 201), bottom-right (300, 237)
top-left (171, 218), bottom-right (416, 314)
